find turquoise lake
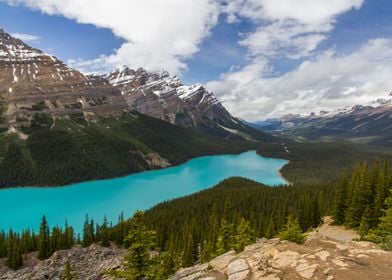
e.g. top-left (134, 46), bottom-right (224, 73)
top-left (0, 151), bottom-right (287, 233)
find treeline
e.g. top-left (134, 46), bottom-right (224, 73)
top-left (332, 160), bottom-right (392, 248)
top-left (0, 216), bottom-right (75, 269)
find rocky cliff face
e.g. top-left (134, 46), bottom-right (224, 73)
top-left (0, 29), bottom-right (128, 132)
top-left (91, 66), bottom-right (252, 139)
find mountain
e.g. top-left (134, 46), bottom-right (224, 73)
top-left (0, 29), bottom-right (263, 188)
top-left (91, 66), bottom-right (268, 140)
top-left (251, 104), bottom-right (392, 146)
top-left (0, 29), bottom-right (128, 135)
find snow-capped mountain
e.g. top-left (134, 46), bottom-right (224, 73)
top-left (91, 66), bottom-right (264, 139)
top-left (251, 103), bottom-right (392, 146)
top-left (0, 29), bottom-right (128, 132)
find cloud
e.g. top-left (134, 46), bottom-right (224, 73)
top-left (4, 0), bottom-right (220, 74)
top-left (207, 39), bottom-right (392, 121)
top-left (205, 0), bottom-right (369, 121)
top-left (10, 32), bottom-right (41, 43)
top-left (223, 0), bottom-right (364, 59)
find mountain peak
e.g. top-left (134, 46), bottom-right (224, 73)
top-left (0, 31), bottom-right (129, 132)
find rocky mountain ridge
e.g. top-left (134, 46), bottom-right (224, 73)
top-left (0, 29), bottom-right (128, 133)
top-left (251, 103), bottom-right (392, 146)
top-left (91, 66), bottom-right (255, 139)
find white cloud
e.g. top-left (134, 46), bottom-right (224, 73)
top-left (10, 32), bottom-right (41, 43)
top-left (206, 0), bottom-right (370, 121)
top-left (207, 39), bottom-right (392, 121)
top-left (4, 0), bottom-right (220, 74)
top-left (223, 0), bottom-right (364, 59)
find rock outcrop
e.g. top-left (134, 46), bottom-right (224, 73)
top-left (0, 244), bottom-right (125, 280)
top-left (170, 218), bottom-right (392, 280)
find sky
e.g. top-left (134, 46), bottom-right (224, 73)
top-left (1, 0), bottom-right (392, 121)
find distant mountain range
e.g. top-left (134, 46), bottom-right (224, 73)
top-left (249, 103), bottom-right (392, 146)
top-left (0, 28), bottom-right (271, 187)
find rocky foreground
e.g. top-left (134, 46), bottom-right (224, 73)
top-left (1, 218), bottom-right (392, 280)
top-left (0, 244), bottom-right (125, 280)
top-left (171, 218), bottom-right (392, 280)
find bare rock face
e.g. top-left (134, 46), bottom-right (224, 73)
top-left (91, 66), bottom-right (252, 139)
top-left (170, 218), bottom-right (392, 280)
top-left (0, 244), bottom-right (125, 280)
top-left (0, 29), bottom-right (128, 132)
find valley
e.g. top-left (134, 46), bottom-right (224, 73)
top-left (1, 4), bottom-right (392, 278)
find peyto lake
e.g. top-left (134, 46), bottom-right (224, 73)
top-left (0, 151), bottom-right (287, 233)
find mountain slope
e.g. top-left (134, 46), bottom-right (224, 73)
top-left (251, 104), bottom-right (392, 146)
top-left (0, 30), bottom-right (263, 188)
top-left (0, 29), bottom-right (128, 134)
top-left (92, 67), bottom-right (272, 141)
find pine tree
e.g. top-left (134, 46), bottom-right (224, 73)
top-left (265, 217), bottom-right (275, 239)
top-left (106, 211), bottom-right (157, 280)
top-left (63, 220), bottom-right (74, 249)
top-left (367, 189), bottom-right (392, 250)
top-left (82, 215), bottom-right (94, 247)
top-left (345, 163), bottom-right (372, 227)
top-left (101, 216), bottom-right (110, 247)
top-left (0, 230), bottom-right (7, 258)
top-left (358, 206), bottom-right (371, 239)
top-left (278, 215), bottom-right (305, 244)
top-left (182, 233), bottom-right (197, 267)
top-left (216, 219), bottom-right (235, 255)
top-left (333, 173), bottom-right (349, 224)
top-left (155, 251), bottom-right (175, 280)
top-left (61, 258), bottom-right (78, 280)
top-left (233, 217), bottom-right (254, 252)
top-left (200, 208), bottom-right (219, 262)
top-left (6, 232), bottom-right (23, 270)
top-left (311, 197), bottom-right (322, 228)
top-left (38, 215), bottom-right (51, 260)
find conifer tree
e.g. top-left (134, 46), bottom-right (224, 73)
top-left (82, 215), bottom-right (95, 247)
top-left (155, 251), bottom-right (176, 280)
top-left (367, 189), bottom-right (392, 250)
top-left (182, 233), bottom-right (197, 267)
top-left (101, 216), bottom-right (110, 247)
top-left (358, 206), bottom-right (372, 239)
top-left (333, 172), bottom-right (349, 224)
top-left (278, 215), bottom-right (305, 244)
top-left (0, 230), bottom-right (6, 258)
top-left (38, 215), bottom-right (51, 260)
top-left (345, 163), bottom-right (372, 227)
top-left (233, 217), bottom-right (254, 252)
top-left (265, 217), bottom-right (275, 239)
top-left (216, 219), bottom-right (235, 255)
top-left (61, 258), bottom-right (78, 280)
top-left (106, 211), bottom-right (157, 280)
top-left (6, 232), bottom-right (23, 270)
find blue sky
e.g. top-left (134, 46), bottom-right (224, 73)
top-left (1, 0), bottom-right (392, 120)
